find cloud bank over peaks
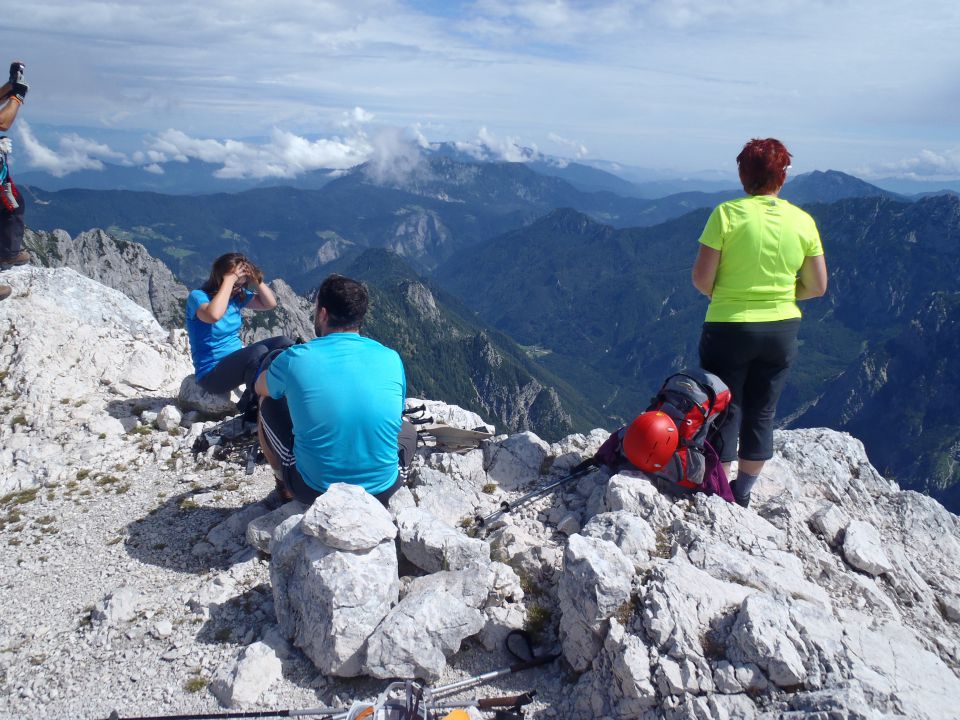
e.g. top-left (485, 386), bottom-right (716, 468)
top-left (864, 147), bottom-right (960, 180)
top-left (16, 122), bottom-right (132, 177)
top-left (452, 127), bottom-right (539, 163)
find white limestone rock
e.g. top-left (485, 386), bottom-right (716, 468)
top-left (582, 511), bottom-right (657, 572)
top-left (809, 502), bottom-right (850, 546)
top-left (414, 451), bottom-right (487, 521)
top-left (364, 583), bottom-right (485, 681)
top-left (483, 431), bottom-right (550, 491)
top-left (270, 521), bottom-right (398, 677)
top-left (479, 604), bottom-right (526, 651)
top-left (156, 404), bottom-right (182, 431)
top-left (210, 642), bottom-right (283, 708)
top-left (91, 586), bottom-right (141, 627)
top-left (843, 520), bottom-right (893, 576)
top-left (606, 619), bottom-right (657, 712)
top-left (301, 483), bottom-right (397, 551)
top-left (407, 398), bottom-right (492, 433)
top-left (199, 502), bottom-right (272, 556)
top-left (246, 501), bottom-right (307, 554)
top-left (549, 428), bottom-right (611, 473)
top-left (558, 534), bottom-right (634, 672)
top-left (395, 505), bottom-right (490, 572)
top-left (728, 593), bottom-right (807, 687)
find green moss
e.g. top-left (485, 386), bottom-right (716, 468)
top-left (524, 604), bottom-right (553, 640)
top-left (184, 676), bottom-right (209, 693)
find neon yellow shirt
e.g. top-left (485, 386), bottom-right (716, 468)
top-left (699, 195), bottom-right (823, 322)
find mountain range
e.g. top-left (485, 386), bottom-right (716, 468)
top-left (437, 194), bottom-right (960, 509)
top-left (18, 158), bottom-right (960, 511)
top-left (23, 158), bottom-right (901, 289)
top-left (22, 228), bottom-right (601, 441)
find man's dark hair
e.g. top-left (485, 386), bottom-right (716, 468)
top-left (317, 274), bottom-right (368, 330)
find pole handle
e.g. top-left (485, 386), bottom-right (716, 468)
top-left (476, 693), bottom-right (535, 710)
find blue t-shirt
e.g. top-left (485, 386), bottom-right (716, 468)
top-left (185, 288), bottom-right (253, 378)
top-left (266, 333), bottom-right (406, 495)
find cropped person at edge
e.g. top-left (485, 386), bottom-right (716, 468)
top-left (691, 138), bottom-right (828, 508)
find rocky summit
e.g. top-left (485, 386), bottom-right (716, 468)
top-left (0, 265), bottom-right (959, 720)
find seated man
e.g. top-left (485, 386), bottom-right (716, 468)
top-left (254, 274), bottom-right (416, 506)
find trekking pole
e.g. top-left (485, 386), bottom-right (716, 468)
top-left (473, 460), bottom-right (598, 528)
top-left (104, 706), bottom-right (342, 720)
top-left (429, 630), bottom-right (559, 700)
top-left (429, 691), bottom-right (535, 710)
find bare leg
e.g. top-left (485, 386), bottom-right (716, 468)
top-left (738, 458), bottom-right (764, 476)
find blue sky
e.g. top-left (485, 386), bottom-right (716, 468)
top-left (2, 0), bottom-right (959, 182)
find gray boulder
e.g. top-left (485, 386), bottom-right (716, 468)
top-left (246, 501), bottom-right (307, 553)
top-left (395, 506), bottom-right (490, 572)
top-left (483, 431), bottom-right (550, 491)
top-left (210, 642), bottom-right (282, 708)
top-left (270, 520), bottom-right (399, 677)
top-left (558, 534), bottom-right (634, 672)
top-left (178, 375), bottom-right (237, 417)
top-left (583, 511), bottom-right (657, 572)
top-left (842, 520), bottom-right (893, 576)
top-left (302, 483), bottom-right (397, 551)
top-left (91, 586), bottom-right (141, 627)
top-left (364, 582), bottom-right (485, 681)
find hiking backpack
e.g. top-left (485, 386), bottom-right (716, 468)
top-left (595, 368), bottom-right (733, 498)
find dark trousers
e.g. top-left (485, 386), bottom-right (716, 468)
top-left (698, 319), bottom-right (800, 463)
top-left (198, 336), bottom-right (295, 395)
top-left (0, 198), bottom-right (25, 258)
top-left (259, 393), bottom-right (417, 508)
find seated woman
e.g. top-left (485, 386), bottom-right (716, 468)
top-left (186, 253), bottom-right (294, 404)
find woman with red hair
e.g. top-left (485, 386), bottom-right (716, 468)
top-left (691, 138), bottom-right (828, 507)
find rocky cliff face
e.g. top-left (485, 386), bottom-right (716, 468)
top-left (240, 277), bottom-right (315, 344)
top-left (24, 228), bottom-right (190, 329)
top-left (795, 291), bottom-right (960, 510)
top-left (0, 267), bottom-right (958, 719)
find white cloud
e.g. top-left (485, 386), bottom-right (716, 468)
top-left (547, 132), bottom-right (588, 158)
top-left (864, 148), bottom-right (960, 179)
top-left (454, 128), bottom-right (538, 163)
top-left (5, 1), bottom-right (960, 176)
top-left (145, 127), bottom-right (373, 179)
top-left (14, 121), bottom-right (131, 177)
top-left (363, 126), bottom-right (423, 184)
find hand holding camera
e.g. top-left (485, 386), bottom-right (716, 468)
top-left (7, 61), bottom-right (27, 103)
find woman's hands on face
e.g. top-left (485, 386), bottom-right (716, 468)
top-left (240, 262), bottom-right (263, 288)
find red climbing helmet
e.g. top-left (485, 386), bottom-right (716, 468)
top-left (622, 411), bottom-right (679, 472)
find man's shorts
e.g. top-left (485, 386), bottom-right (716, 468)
top-left (259, 394), bottom-right (417, 507)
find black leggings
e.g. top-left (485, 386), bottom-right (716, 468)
top-left (0, 197), bottom-right (25, 257)
top-left (198, 336), bottom-right (295, 394)
top-left (698, 320), bottom-right (800, 463)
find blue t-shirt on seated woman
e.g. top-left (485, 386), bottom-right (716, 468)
top-left (185, 288), bottom-right (253, 378)
top-left (265, 332), bottom-right (406, 496)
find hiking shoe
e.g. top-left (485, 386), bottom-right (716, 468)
top-left (263, 477), bottom-right (294, 509)
top-left (0, 284), bottom-right (10, 301)
top-left (0, 249), bottom-right (30, 267)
